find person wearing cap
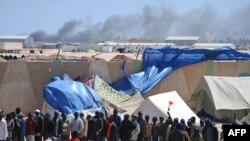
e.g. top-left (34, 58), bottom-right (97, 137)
top-left (34, 110), bottom-right (44, 141)
top-left (130, 114), bottom-right (140, 141)
top-left (0, 109), bottom-right (8, 141)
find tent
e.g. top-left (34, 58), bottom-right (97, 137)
top-left (112, 46), bottom-right (250, 95)
top-left (94, 75), bottom-right (144, 115)
top-left (191, 76), bottom-right (250, 120)
top-left (134, 91), bottom-right (199, 124)
top-left (43, 77), bottom-right (102, 115)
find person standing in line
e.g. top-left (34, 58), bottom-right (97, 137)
top-left (71, 112), bottom-right (84, 137)
top-left (87, 115), bottom-right (95, 141)
top-left (15, 108), bottom-right (24, 118)
top-left (61, 113), bottom-right (71, 141)
top-left (17, 115), bottom-right (25, 141)
top-left (168, 123), bottom-right (190, 141)
top-left (144, 115), bottom-right (152, 141)
top-left (137, 112), bottom-right (146, 141)
top-left (106, 116), bottom-right (117, 141)
top-left (120, 114), bottom-right (135, 141)
top-left (158, 117), bottom-right (164, 141)
top-left (34, 110), bottom-right (44, 141)
top-left (11, 112), bottom-right (19, 141)
top-left (26, 113), bottom-right (36, 141)
top-left (43, 113), bottom-right (55, 140)
top-left (93, 111), bottom-right (103, 141)
top-left (0, 109), bottom-right (8, 141)
top-left (80, 113), bottom-right (88, 141)
top-left (202, 120), bottom-right (218, 141)
top-left (151, 117), bottom-right (159, 141)
top-left (111, 109), bottom-right (121, 141)
top-left (130, 114), bottom-right (140, 141)
top-left (6, 113), bottom-right (14, 141)
top-left (53, 111), bottom-right (62, 140)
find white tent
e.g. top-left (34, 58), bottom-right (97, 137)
top-left (191, 76), bottom-right (250, 119)
top-left (134, 91), bottom-right (199, 124)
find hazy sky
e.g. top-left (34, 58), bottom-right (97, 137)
top-left (0, 0), bottom-right (249, 41)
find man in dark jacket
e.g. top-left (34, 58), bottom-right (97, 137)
top-left (52, 111), bottom-right (62, 139)
top-left (202, 119), bottom-right (218, 141)
top-left (34, 110), bottom-right (44, 141)
top-left (43, 113), bottom-right (55, 140)
top-left (137, 112), bottom-right (146, 141)
top-left (168, 123), bottom-right (190, 141)
top-left (120, 114), bottom-right (135, 141)
top-left (93, 111), bottom-right (103, 141)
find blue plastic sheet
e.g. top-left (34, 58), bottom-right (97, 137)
top-left (43, 79), bottom-right (102, 115)
top-left (112, 46), bottom-right (250, 95)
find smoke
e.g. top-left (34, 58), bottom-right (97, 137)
top-left (30, 3), bottom-right (250, 42)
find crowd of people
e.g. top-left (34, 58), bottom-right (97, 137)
top-left (0, 107), bottom-right (226, 141)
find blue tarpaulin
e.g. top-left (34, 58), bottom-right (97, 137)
top-left (43, 77), bottom-right (102, 115)
top-left (111, 46), bottom-right (250, 95)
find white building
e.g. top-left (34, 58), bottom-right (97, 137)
top-left (192, 43), bottom-right (235, 49)
top-left (97, 42), bottom-right (175, 53)
top-left (0, 35), bottom-right (34, 48)
top-left (166, 36), bottom-right (200, 47)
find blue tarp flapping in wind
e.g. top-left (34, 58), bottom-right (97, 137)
top-left (43, 77), bottom-right (102, 115)
top-left (111, 46), bottom-right (250, 95)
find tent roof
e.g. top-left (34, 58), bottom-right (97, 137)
top-left (194, 76), bottom-right (250, 110)
top-left (134, 91), bottom-right (199, 124)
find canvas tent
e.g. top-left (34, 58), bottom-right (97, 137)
top-left (134, 91), bottom-right (199, 124)
top-left (191, 76), bottom-right (250, 120)
top-left (94, 75), bottom-right (144, 115)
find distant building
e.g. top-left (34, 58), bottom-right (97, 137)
top-left (0, 35), bottom-right (34, 48)
top-left (166, 36), bottom-right (200, 46)
top-left (192, 43), bottom-right (235, 49)
top-left (97, 42), bottom-right (175, 53)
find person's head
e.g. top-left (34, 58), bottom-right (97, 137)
top-left (191, 116), bottom-right (196, 124)
top-left (132, 114), bottom-right (137, 121)
top-left (138, 111), bottom-right (143, 118)
top-left (0, 109), bottom-right (4, 120)
top-left (44, 113), bottom-right (50, 120)
top-left (108, 116), bottom-right (114, 123)
top-left (113, 109), bottom-right (118, 116)
top-left (86, 115), bottom-right (91, 120)
top-left (72, 130), bottom-right (79, 138)
top-left (160, 117), bottom-right (164, 123)
top-left (80, 113), bottom-right (84, 118)
top-left (54, 111), bottom-right (59, 118)
top-left (180, 119), bottom-right (185, 125)
top-left (187, 119), bottom-right (192, 127)
top-left (74, 112), bottom-right (79, 119)
top-left (62, 113), bottom-right (67, 120)
top-left (165, 118), bottom-right (172, 125)
top-left (6, 113), bottom-right (12, 120)
top-left (35, 109), bottom-right (40, 117)
top-left (28, 112), bottom-right (33, 119)
top-left (152, 116), bottom-right (157, 123)
top-left (95, 111), bottom-right (100, 118)
top-left (124, 114), bottom-right (129, 120)
top-left (173, 118), bottom-right (179, 124)
top-left (145, 115), bottom-right (150, 123)
top-left (15, 107), bottom-right (21, 114)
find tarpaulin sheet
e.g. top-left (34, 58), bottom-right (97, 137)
top-left (111, 46), bottom-right (250, 95)
top-left (43, 78), bottom-right (102, 115)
